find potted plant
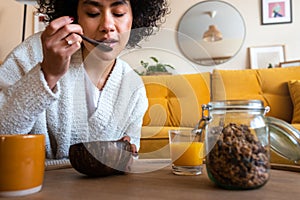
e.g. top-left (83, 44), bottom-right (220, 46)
top-left (135, 56), bottom-right (175, 76)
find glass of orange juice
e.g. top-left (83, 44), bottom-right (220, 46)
top-left (169, 129), bottom-right (204, 175)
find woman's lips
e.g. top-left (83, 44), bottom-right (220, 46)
top-left (99, 39), bottom-right (118, 47)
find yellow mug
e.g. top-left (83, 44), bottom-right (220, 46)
top-left (0, 134), bottom-right (45, 197)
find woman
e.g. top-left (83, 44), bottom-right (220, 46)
top-left (0, 0), bottom-right (169, 159)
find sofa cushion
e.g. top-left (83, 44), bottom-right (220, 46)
top-left (212, 69), bottom-right (265, 102)
top-left (257, 67), bottom-right (300, 122)
top-left (142, 73), bottom-right (210, 128)
top-left (212, 67), bottom-right (300, 123)
top-left (288, 80), bottom-right (300, 123)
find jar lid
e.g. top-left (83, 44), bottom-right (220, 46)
top-left (208, 100), bottom-right (267, 111)
top-left (266, 116), bottom-right (300, 163)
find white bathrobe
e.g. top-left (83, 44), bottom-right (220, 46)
top-left (0, 33), bottom-right (148, 159)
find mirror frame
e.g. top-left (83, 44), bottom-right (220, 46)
top-left (177, 0), bottom-right (246, 66)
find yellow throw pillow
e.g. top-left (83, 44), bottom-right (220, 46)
top-left (288, 80), bottom-right (300, 123)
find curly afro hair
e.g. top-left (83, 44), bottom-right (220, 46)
top-left (37, 0), bottom-right (170, 48)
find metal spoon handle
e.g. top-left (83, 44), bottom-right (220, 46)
top-left (76, 33), bottom-right (112, 52)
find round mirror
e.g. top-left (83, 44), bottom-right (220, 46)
top-left (177, 0), bottom-right (246, 66)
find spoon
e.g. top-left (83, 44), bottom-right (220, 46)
top-left (76, 33), bottom-right (113, 52)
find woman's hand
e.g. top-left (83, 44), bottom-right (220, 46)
top-left (120, 136), bottom-right (138, 156)
top-left (40, 16), bottom-right (83, 89)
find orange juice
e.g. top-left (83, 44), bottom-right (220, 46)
top-left (170, 142), bottom-right (204, 166)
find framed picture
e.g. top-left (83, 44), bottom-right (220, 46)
top-left (279, 60), bottom-right (300, 68)
top-left (261, 0), bottom-right (292, 25)
top-left (249, 45), bottom-right (286, 69)
top-left (33, 12), bottom-right (48, 33)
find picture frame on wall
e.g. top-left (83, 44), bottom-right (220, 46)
top-left (279, 60), bottom-right (300, 68)
top-left (249, 45), bottom-right (286, 69)
top-left (261, 0), bottom-right (292, 25)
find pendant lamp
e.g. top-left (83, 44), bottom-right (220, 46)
top-left (202, 25), bottom-right (223, 42)
top-left (202, 11), bottom-right (223, 42)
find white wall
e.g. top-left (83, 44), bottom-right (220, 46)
top-left (122, 0), bottom-right (300, 73)
top-left (232, 0), bottom-right (300, 68)
top-left (0, 0), bottom-right (35, 61)
top-left (1, 0), bottom-right (299, 74)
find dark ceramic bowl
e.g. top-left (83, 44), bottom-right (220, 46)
top-left (69, 140), bottom-right (133, 177)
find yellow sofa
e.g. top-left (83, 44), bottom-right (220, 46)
top-left (212, 67), bottom-right (300, 165)
top-left (139, 73), bottom-right (210, 158)
top-left (139, 66), bottom-right (300, 165)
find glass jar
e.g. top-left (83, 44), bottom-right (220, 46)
top-left (195, 100), bottom-right (270, 190)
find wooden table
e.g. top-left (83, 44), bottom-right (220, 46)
top-left (1, 159), bottom-right (299, 200)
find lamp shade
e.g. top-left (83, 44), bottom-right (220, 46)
top-left (202, 25), bottom-right (223, 42)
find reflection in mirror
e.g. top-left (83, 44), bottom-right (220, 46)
top-left (177, 0), bottom-right (246, 66)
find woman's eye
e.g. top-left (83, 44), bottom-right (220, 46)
top-left (114, 13), bottom-right (125, 17)
top-left (87, 12), bottom-right (100, 18)
top-left (86, 12), bottom-right (124, 18)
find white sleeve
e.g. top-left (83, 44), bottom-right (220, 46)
top-left (0, 63), bottom-right (60, 133)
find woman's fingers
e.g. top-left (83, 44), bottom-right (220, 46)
top-left (42, 16), bottom-right (83, 50)
top-left (131, 144), bottom-right (138, 155)
top-left (122, 136), bottom-right (131, 142)
top-left (64, 31), bottom-right (82, 49)
top-left (43, 16), bottom-right (74, 36)
top-left (120, 136), bottom-right (138, 154)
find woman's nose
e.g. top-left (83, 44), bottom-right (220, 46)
top-left (98, 12), bottom-right (115, 33)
